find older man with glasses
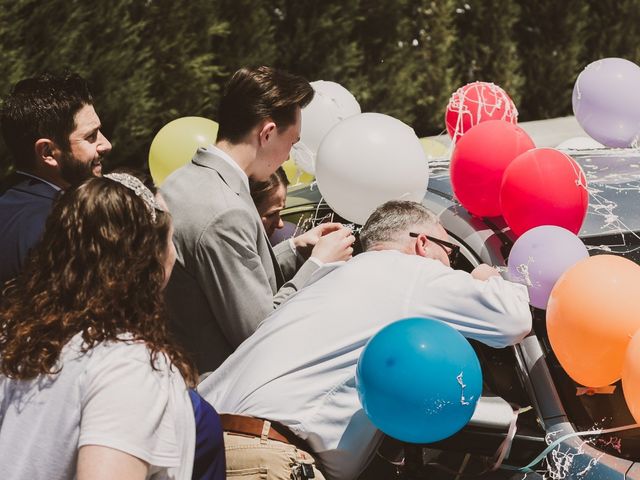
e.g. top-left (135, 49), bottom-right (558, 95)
top-left (199, 200), bottom-right (531, 480)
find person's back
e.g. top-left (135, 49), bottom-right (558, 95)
top-left (200, 202), bottom-right (531, 480)
top-left (0, 335), bottom-right (190, 479)
top-left (0, 174), bottom-right (58, 283)
top-left (162, 153), bottom-right (277, 369)
top-left (0, 174), bottom-right (224, 480)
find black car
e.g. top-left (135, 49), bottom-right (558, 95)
top-left (280, 148), bottom-right (640, 479)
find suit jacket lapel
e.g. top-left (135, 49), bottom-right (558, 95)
top-left (192, 147), bottom-right (248, 197)
top-left (192, 148), bottom-right (286, 287)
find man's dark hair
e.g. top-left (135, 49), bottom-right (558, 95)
top-left (249, 166), bottom-right (289, 209)
top-left (0, 72), bottom-right (93, 170)
top-left (216, 66), bottom-right (314, 144)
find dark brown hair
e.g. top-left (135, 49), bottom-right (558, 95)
top-left (0, 175), bottom-right (197, 386)
top-left (216, 66), bottom-right (314, 143)
top-left (249, 166), bottom-right (289, 210)
top-left (0, 72), bottom-right (93, 170)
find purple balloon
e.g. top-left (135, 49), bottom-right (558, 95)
top-left (508, 226), bottom-right (588, 309)
top-left (573, 58), bottom-right (640, 148)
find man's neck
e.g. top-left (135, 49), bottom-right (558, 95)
top-left (17, 167), bottom-right (67, 190)
top-left (367, 243), bottom-right (413, 255)
top-left (215, 140), bottom-right (258, 177)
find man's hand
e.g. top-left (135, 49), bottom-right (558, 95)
top-left (471, 264), bottom-right (500, 281)
top-left (309, 226), bottom-right (356, 263)
top-left (293, 222), bottom-right (344, 259)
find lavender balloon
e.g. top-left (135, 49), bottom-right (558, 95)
top-left (573, 58), bottom-right (640, 148)
top-left (508, 226), bottom-right (588, 309)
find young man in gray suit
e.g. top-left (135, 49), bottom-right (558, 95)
top-left (161, 66), bottom-right (355, 372)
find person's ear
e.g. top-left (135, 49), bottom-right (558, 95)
top-left (414, 233), bottom-right (429, 258)
top-left (258, 121), bottom-right (277, 146)
top-left (34, 139), bottom-right (60, 167)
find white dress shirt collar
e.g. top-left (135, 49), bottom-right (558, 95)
top-left (206, 144), bottom-right (250, 192)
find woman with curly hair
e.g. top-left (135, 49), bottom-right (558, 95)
top-left (0, 172), bottom-right (224, 480)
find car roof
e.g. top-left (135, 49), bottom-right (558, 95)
top-left (285, 146), bottom-right (640, 266)
top-left (427, 149), bottom-right (640, 238)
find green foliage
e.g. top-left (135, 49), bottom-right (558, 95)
top-left (584, 0), bottom-right (640, 65)
top-left (352, 0), bottom-right (420, 125)
top-left (347, 0), bottom-right (458, 135)
top-left (214, 0), bottom-right (278, 73)
top-left (0, 0), bottom-right (226, 172)
top-left (453, 0), bottom-right (524, 107)
top-left (411, 0), bottom-right (459, 135)
top-left (1, 0), bottom-right (640, 178)
top-left (271, 0), bottom-right (364, 101)
top-left (516, 1), bottom-right (589, 120)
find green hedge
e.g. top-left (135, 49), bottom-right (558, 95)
top-left (1, 0), bottom-right (638, 177)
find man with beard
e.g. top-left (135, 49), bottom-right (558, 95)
top-left (0, 73), bottom-right (111, 284)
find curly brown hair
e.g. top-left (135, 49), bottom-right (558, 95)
top-left (0, 175), bottom-right (197, 386)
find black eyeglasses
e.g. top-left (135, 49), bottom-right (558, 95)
top-left (409, 232), bottom-right (460, 265)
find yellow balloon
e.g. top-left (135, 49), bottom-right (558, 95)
top-left (149, 117), bottom-right (219, 185)
top-left (420, 137), bottom-right (449, 158)
top-left (282, 157), bottom-right (314, 186)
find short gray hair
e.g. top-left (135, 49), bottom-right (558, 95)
top-left (359, 200), bottom-right (439, 251)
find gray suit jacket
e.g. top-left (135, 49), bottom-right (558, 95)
top-left (161, 147), bottom-right (319, 372)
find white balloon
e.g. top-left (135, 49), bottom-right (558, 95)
top-left (292, 80), bottom-right (361, 174)
top-left (312, 80), bottom-right (361, 117)
top-left (556, 136), bottom-right (605, 150)
top-left (316, 113), bottom-right (429, 225)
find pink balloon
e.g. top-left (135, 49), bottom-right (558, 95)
top-left (445, 82), bottom-right (518, 143)
top-left (500, 148), bottom-right (589, 237)
top-left (450, 120), bottom-right (535, 217)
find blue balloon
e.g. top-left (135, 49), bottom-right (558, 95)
top-left (356, 317), bottom-right (482, 443)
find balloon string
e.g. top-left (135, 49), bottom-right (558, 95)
top-left (488, 405), bottom-right (522, 471)
top-left (499, 423), bottom-right (640, 473)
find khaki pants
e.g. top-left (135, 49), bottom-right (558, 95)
top-left (225, 431), bottom-right (326, 480)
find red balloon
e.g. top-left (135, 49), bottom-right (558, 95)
top-left (450, 120), bottom-right (535, 217)
top-left (500, 148), bottom-right (589, 237)
top-left (446, 82), bottom-right (518, 143)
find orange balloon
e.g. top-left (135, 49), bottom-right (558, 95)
top-left (622, 330), bottom-right (640, 423)
top-left (547, 255), bottom-right (640, 388)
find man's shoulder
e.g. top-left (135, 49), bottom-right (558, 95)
top-left (162, 163), bottom-right (242, 215)
top-left (0, 178), bottom-right (55, 221)
top-left (164, 153), bottom-right (239, 190)
top-left (0, 174), bottom-right (58, 203)
top-left (340, 250), bottom-right (449, 279)
top-left (0, 181), bottom-right (53, 282)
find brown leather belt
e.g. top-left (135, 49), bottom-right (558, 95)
top-left (220, 413), bottom-right (292, 444)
